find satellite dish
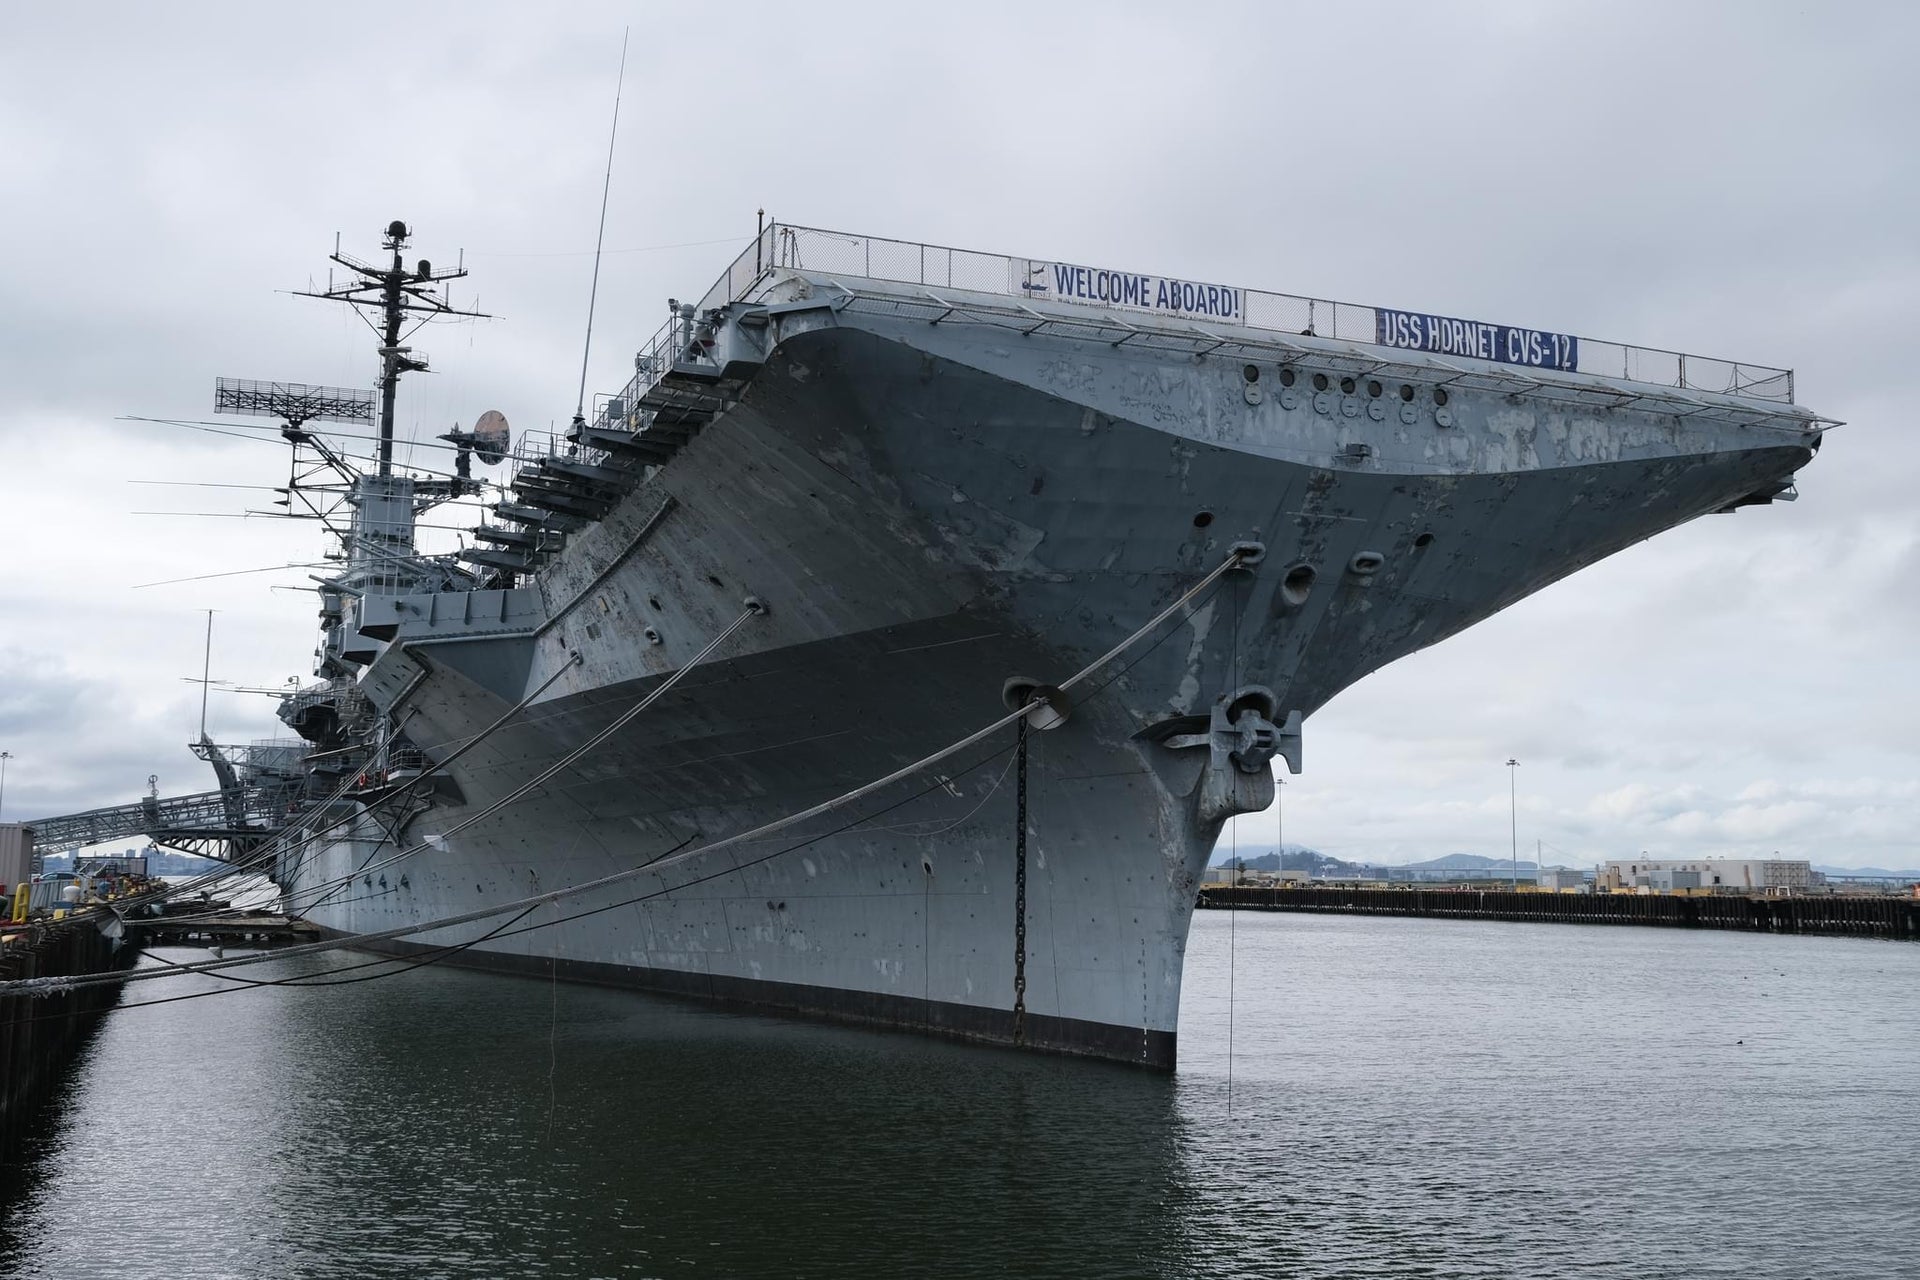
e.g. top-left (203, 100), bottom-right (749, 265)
top-left (472, 410), bottom-right (510, 465)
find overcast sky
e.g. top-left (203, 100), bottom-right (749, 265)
top-left (1, 2), bottom-right (1913, 870)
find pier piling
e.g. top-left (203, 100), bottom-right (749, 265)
top-left (0, 917), bottom-right (136, 1156)
top-left (1196, 887), bottom-right (1920, 941)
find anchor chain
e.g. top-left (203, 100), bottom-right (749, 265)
top-left (1013, 714), bottom-right (1029, 1043)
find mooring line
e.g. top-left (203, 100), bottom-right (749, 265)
top-left (268, 600), bottom-right (765, 915)
top-left (6, 551), bottom-right (1251, 998)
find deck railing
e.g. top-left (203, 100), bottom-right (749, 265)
top-left (757, 225), bottom-right (1795, 403)
top-left (586, 221), bottom-right (1798, 442)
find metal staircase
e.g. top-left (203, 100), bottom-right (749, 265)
top-left (460, 315), bottom-right (749, 579)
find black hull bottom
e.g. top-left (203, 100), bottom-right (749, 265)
top-left (318, 926), bottom-right (1178, 1071)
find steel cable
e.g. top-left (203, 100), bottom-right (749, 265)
top-left (6, 550), bottom-right (1246, 998)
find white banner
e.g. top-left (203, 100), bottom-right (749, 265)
top-left (1016, 259), bottom-right (1245, 326)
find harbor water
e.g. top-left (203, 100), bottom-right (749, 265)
top-left (0, 912), bottom-right (1913, 1278)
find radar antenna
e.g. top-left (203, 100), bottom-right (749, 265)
top-left (439, 409), bottom-right (512, 483)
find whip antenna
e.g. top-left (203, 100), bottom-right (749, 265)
top-left (573, 27), bottom-right (630, 430)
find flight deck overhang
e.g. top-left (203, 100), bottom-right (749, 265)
top-left (603, 223), bottom-right (1827, 436)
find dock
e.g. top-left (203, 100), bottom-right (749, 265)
top-left (1197, 886), bottom-right (1920, 941)
top-left (124, 912), bottom-right (320, 949)
top-left (0, 916), bottom-right (137, 1156)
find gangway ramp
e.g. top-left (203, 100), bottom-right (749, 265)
top-left (26, 788), bottom-right (287, 861)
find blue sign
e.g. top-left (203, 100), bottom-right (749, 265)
top-left (1021, 260), bottom-right (1244, 325)
top-left (1375, 308), bottom-right (1578, 372)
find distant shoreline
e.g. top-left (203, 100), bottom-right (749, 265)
top-left (1197, 885), bottom-right (1919, 941)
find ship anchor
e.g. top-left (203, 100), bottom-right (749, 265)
top-left (1161, 686), bottom-right (1301, 825)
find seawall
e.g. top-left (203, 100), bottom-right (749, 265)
top-left (0, 917), bottom-right (136, 1156)
top-left (1197, 886), bottom-right (1920, 941)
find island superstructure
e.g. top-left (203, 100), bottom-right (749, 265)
top-left (240, 221), bottom-right (1821, 1068)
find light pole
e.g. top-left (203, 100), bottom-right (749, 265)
top-left (1274, 775), bottom-right (1285, 903)
top-left (1506, 758), bottom-right (1520, 890)
top-left (0, 750), bottom-right (11, 822)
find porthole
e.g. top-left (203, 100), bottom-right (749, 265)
top-left (1311, 372), bottom-right (1329, 392)
top-left (1413, 531), bottom-right (1435, 549)
top-left (1366, 379), bottom-right (1383, 398)
top-left (1242, 364), bottom-right (1260, 384)
top-left (1193, 510), bottom-right (1214, 529)
top-left (1400, 384), bottom-right (1415, 402)
top-left (706, 574), bottom-right (724, 588)
top-left (647, 595), bottom-right (662, 611)
top-left (1339, 376), bottom-right (1357, 395)
top-left (1433, 387), bottom-right (1450, 407)
top-left (1278, 367), bottom-right (1297, 388)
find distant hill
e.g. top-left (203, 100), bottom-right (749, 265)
top-left (1398, 853), bottom-right (1572, 871)
top-left (1210, 845), bottom-right (1352, 876)
top-left (1210, 844), bottom-right (1578, 880)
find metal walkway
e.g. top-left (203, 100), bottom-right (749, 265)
top-left (26, 787), bottom-right (289, 861)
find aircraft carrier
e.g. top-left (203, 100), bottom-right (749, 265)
top-left (240, 221), bottom-right (1822, 1068)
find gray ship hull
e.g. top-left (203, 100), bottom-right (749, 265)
top-left (278, 289), bottom-right (1817, 1069)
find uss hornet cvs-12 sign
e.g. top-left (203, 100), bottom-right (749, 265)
top-left (1019, 259), bottom-right (1244, 325)
top-left (1375, 307), bottom-right (1579, 372)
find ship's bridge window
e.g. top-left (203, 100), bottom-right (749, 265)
top-left (1311, 372), bottom-right (1329, 392)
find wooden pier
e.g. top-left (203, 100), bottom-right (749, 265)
top-left (124, 913), bottom-right (320, 948)
top-left (1197, 886), bottom-right (1920, 941)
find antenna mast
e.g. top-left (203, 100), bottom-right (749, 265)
top-left (198, 609), bottom-right (215, 739)
top-left (296, 221), bottom-right (489, 476)
top-left (573, 28), bottom-right (630, 431)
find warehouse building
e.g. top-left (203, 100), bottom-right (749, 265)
top-left (1597, 857), bottom-right (1812, 893)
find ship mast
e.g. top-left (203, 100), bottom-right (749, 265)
top-left (297, 219), bottom-right (489, 477)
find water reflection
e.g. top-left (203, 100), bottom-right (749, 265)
top-left (3, 913), bottom-right (1917, 1279)
top-left (2, 950), bottom-right (1197, 1279)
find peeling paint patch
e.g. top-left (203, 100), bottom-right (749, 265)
top-left (1167, 441), bottom-right (1198, 485)
top-left (1170, 599), bottom-right (1217, 713)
